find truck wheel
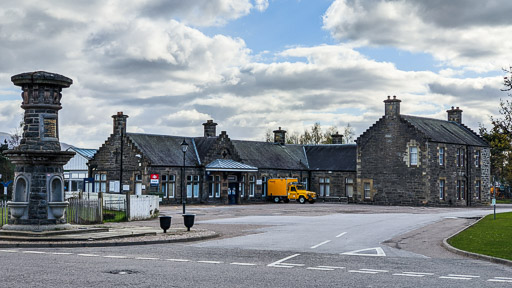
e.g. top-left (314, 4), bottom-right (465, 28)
top-left (299, 196), bottom-right (306, 204)
top-left (273, 196), bottom-right (280, 203)
top-left (308, 199), bottom-right (315, 204)
top-left (283, 198), bottom-right (290, 203)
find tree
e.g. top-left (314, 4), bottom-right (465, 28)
top-left (480, 67), bottom-right (512, 185)
top-left (343, 123), bottom-right (355, 144)
top-left (0, 140), bottom-right (14, 199)
top-left (8, 117), bottom-right (23, 149)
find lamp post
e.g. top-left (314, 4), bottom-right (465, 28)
top-left (180, 139), bottom-right (188, 215)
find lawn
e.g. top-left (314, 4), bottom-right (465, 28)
top-left (1, 207), bottom-right (8, 226)
top-left (497, 199), bottom-right (512, 204)
top-left (103, 209), bottom-right (127, 223)
top-left (448, 212), bottom-right (512, 261)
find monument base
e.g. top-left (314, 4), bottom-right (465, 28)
top-left (1, 223), bottom-right (72, 232)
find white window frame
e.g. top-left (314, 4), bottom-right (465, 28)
top-left (364, 182), bottom-right (371, 199)
top-left (409, 146), bottom-right (418, 166)
top-left (249, 176), bottom-right (255, 197)
top-left (215, 176), bottom-right (221, 198)
top-left (240, 176), bottom-right (245, 197)
top-left (439, 147), bottom-right (444, 166)
top-left (439, 179), bottom-right (445, 200)
top-left (475, 150), bottom-right (480, 168)
top-left (476, 180), bottom-right (481, 199)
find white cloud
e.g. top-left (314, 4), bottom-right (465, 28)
top-left (323, 0), bottom-right (512, 72)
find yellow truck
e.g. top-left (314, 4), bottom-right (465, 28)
top-left (267, 178), bottom-right (316, 204)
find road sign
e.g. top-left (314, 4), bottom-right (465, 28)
top-left (492, 199), bottom-right (496, 206)
top-left (150, 174), bottom-right (159, 186)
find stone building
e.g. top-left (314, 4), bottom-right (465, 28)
top-left (88, 113), bottom-right (357, 204)
top-left (355, 96), bottom-right (490, 206)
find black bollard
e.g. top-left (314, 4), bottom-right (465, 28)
top-left (183, 214), bottom-right (195, 231)
top-left (159, 216), bottom-right (172, 233)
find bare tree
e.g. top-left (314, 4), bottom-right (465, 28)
top-left (343, 123), bottom-right (355, 143)
top-left (8, 119), bottom-right (23, 149)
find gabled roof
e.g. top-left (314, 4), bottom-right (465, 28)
top-left (205, 159), bottom-right (257, 172)
top-left (305, 144), bottom-right (357, 171)
top-left (66, 147), bottom-right (97, 160)
top-left (126, 133), bottom-right (199, 166)
top-left (194, 137), bottom-right (218, 163)
top-left (232, 140), bottom-right (308, 170)
top-left (401, 115), bottom-right (488, 147)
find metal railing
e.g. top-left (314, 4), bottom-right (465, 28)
top-left (103, 199), bottom-right (127, 222)
top-left (1, 200), bottom-right (8, 227)
top-left (66, 198), bottom-right (103, 225)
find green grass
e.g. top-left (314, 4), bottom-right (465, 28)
top-left (448, 212), bottom-right (512, 261)
top-left (496, 199), bottom-right (512, 204)
top-left (103, 209), bottom-right (127, 223)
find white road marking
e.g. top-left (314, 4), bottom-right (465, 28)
top-left (493, 277), bottom-right (512, 280)
top-left (166, 259), bottom-right (190, 262)
top-left (336, 232), bottom-right (347, 238)
top-left (22, 251), bottom-right (46, 254)
top-left (104, 256), bottom-right (128, 259)
top-left (402, 272), bottom-right (434, 276)
top-left (268, 253), bottom-right (302, 268)
top-left (360, 269), bottom-right (389, 273)
top-left (307, 267), bottom-right (334, 271)
top-left (197, 261), bottom-right (222, 264)
top-left (393, 273), bottom-right (425, 277)
top-left (135, 257), bottom-right (159, 260)
top-left (488, 278), bottom-right (512, 283)
top-left (447, 274), bottom-right (480, 278)
top-left (230, 262), bottom-right (256, 266)
top-left (52, 252), bottom-right (73, 255)
top-left (342, 247), bottom-right (386, 257)
top-left (77, 254), bottom-right (99, 257)
top-left (0, 250), bottom-right (18, 253)
top-left (310, 240), bottom-right (331, 249)
top-left (317, 266), bottom-right (345, 269)
top-left (348, 270), bottom-right (379, 274)
top-left (439, 276), bottom-right (472, 280)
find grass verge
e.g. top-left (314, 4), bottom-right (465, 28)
top-left (103, 209), bottom-right (127, 223)
top-left (448, 212), bottom-right (512, 261)
top-left (497, 199), bottom-right (512, 204)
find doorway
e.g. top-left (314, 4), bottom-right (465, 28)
top-left (228, 182), bottom-right (238, 205)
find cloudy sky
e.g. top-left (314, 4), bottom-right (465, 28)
top-left (1, 0), bottom-right (511, 148)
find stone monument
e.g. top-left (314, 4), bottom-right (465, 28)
top-left (2, 71), bottom-right (75, 231)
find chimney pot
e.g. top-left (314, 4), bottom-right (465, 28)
top-left (384, 95), bottom-right (401, 118)
top-left (203, 119), bottom-right (218, 137)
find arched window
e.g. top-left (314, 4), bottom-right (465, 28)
top-left (50, 177), bottom-right (64, 202)
top-left (14, 176), bottom-right (28, 202)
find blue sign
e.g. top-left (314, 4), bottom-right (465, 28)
top-left (1, 180), bottom-right (13, 187)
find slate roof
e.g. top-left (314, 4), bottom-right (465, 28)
top-left (232, 140), bottom-right (308, 170)
top-left (67, 147), bottom-right (97, 160)
top-left (205, 159), bottom-right (257, 171)
top-left (305, 144), bottom-right (357, 171)
top-left (401, 115), bottom-right (488, 147)
top-left (126, 133), bottom-right (199, 166)
top-left (194, 137), bottom-right (218, 163)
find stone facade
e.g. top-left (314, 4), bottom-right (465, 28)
top-left (356, 96), bottom-right (490, 206)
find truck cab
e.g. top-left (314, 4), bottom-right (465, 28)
top-left (287, 182), bottom-right (316, 204)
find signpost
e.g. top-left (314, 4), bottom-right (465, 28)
top-left (0, 180), bottom-right (13, 199)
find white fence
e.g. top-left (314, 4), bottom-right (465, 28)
top-left (129, 195), bottom-right (159, 220)
top-left (65, 192), bottom-right (159, 221)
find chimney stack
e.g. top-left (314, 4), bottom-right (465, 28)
top-left (331, 132), bottom-right (343, 144)
top-left (273, 127), bottom-right (286, 145)
top-left (203, 120), bottom-right (218, 137)
top-left (447, 106), bottom-right (462, 124)
top-left (384, 95), bottom-right (401, 119)
top-left (112, 111), bottom-right (128, 136)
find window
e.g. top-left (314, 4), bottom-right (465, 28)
top-left (240, 176), bottom-right (245, 197)
top-left (364, 182), bottom-right (371, 199)
top-left (208, 176), bottom-right (214, 198)
top-left (456, 180), bottom-right (460, 200)
top-left (345, 178), bottom-right (354, 197)
top-left (168, 175), bottom-right (175, 198)
top-left (186, 175), bottom-right (199, 198)
top-left (457, 148), bottom-right (465, 167)
top-left (215, 176), bottom-right (221, 198)
top-left (439, 147), bottom-right (444, 166)
top-left (94, 173), bottom-right (107, 193)
top-left (262, 177), bottom-right (267, 197)
top-left (161, 175), bottom-right (168, 198)
top-left (475, 150), bottom-right (480, 168)
top-left (475, 180), bottom-right (481, 200)
top-left (319, 177), bottom-right (330, 197)
top-left (302, 177), bottom-right (309, 190)
top-left (439, 180), bottom-right (445, 200)
top-left (410, 146), bottom-right (418, 166)
top-left (249, 176), bottom-right (255, 197)
top-left (461, 180), bottom-right (465, 200)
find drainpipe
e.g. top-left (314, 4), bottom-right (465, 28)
top-left (466, 145), bottom-right (471, 207)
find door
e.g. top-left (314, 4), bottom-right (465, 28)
top-left (228, 183), bottom-right (238, 205)
top-left (135, 183), bottom-right (142, 195)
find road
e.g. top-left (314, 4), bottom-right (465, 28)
top-left (1, 204), bottom-right (511, 287)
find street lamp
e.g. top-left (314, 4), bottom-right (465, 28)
top-left (180, 139), bottom-right (188, 215)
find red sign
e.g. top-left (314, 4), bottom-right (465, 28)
top-left (150, 174), bottom-right (159, 186)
